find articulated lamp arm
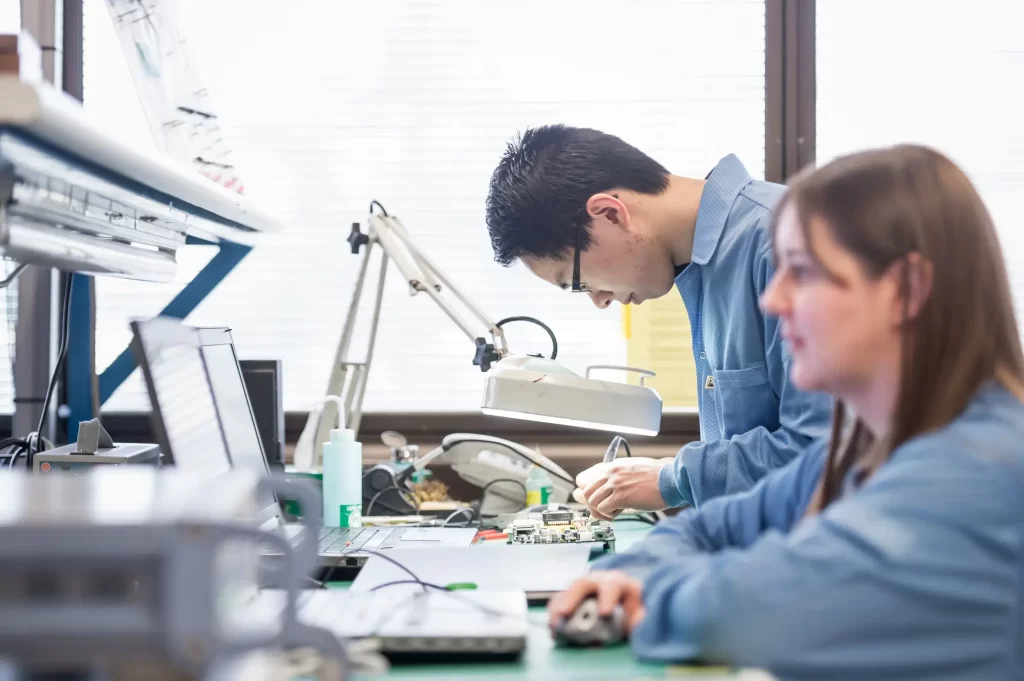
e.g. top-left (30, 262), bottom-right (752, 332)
top-left (295, 204), bottom-right (558, 471)
top-left (365, 213), bottom-right (509, 371)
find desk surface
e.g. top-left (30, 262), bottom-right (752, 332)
top-left (346, 518), bottom-right (760, 681)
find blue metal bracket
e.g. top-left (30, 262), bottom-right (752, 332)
top-left (64, 236), bottom-right (251, 441)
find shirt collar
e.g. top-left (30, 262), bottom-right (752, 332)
top-left (690, 154), bottom-right (754, 266)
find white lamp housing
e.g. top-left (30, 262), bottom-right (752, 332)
top-left (481, 355), bottom-right (662, 436)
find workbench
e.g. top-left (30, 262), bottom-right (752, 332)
top-left (343, 518), bottom-right (771, 681)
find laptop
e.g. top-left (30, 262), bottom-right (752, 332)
top-left (254, 588), bottom-right (528, 661)
top-left (130, 316), bottom-right (477, 568)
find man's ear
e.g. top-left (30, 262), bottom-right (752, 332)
top-left (586, 193), bottom-right (630, 230)
top-left (890, 252), bottom-right (934, 324)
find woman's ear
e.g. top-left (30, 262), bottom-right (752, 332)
top-left (894, 252), bottom-right (934, 323)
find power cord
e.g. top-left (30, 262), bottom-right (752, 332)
top-left (365, 484), bottom-right (418, 516)
top-left (353, 548), bottom-right (543, 633)
top-left (0, 437), bottom-right (31, 468)
top-left (345, 548), bottom-right (425, 589)
top-left (602, 435), bottom-right (632, 463)
top-left (441, 507), bottom-right (476, 527)
top-left (600, 436), bottom-right (660, 524)
top-left (478, 477), bottom-right (528, 518)
top-left (369, 579), bottom-right (451, 593)
top-left (22, 272), bottom-right (74, 469)
top-left (369, 200), bottom-right (389, 217)
top-left (494, 316), bottom-right (558, 360)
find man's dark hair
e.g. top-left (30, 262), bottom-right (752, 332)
top-left (485, 125), bottom-right (670, 266)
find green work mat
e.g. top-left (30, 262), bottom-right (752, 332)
top-left (329, 518), bottom-right (762, 680)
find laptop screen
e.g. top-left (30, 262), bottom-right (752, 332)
top-left (199, 338), bottom-right (281, 525)
top-left (201, 343), bottom-right (271, 477)
top-left (134, 324), bottom-right (232, 480)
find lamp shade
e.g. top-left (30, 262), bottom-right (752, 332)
top-left (480, 355), bottom-right (662, 436)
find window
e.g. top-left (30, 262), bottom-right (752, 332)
top-left (0, 1), bottom-right (767, 415)
top-left (817, 0), bottom-right (1024, 330)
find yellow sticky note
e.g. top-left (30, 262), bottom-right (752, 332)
top-left (623, 293), bottom-right (697, 408)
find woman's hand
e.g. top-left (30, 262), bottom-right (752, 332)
top-left (548, 571), bottom-right (647, 633)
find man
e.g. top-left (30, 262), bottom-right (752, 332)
top-left (484, 125), bottom-right (831, 516)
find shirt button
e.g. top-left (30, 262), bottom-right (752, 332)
top-left (699, 352), bottom-right (706, 360)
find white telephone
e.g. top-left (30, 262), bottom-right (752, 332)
top-left (402, 433), bottom-right (575, 515)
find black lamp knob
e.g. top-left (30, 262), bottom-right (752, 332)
top-left (348, 222), bottom-right (369, 254)
top-left (472, 337), bottom-right (500, 372)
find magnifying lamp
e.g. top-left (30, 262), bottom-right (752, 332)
top-left (481, 355), bottom-right (662, 437)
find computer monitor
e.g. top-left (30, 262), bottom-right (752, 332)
top-left (239, 359), bottom-right (285, 470)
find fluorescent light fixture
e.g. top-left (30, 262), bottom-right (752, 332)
top-left (2, 210), bottom-right (178, 282)
top-left (481, 355), bottom-right (662, 436)
top-left (0, 76), bottom-right (284, 281)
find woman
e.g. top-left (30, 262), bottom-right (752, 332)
top-left (550, 145), bottom-right (1024, 680)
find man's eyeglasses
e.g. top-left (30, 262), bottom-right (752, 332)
top-left (571, 226), bottom-right (590, 293)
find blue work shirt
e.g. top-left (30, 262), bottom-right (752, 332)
top-left (660, 154), bottom-right (832, 508)
top-left (597, 382), bottom-right (1024, 681)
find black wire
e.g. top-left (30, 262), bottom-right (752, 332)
top-left (322, 564), bottom-right (339, 585)
top-left (28, 272), bottom-right (74, 468)
top-left (368, 585), bottom-right (522, 638)
top-left (495, 316), bottom-right (558, 360)
top-left (0, 437), bottom-right (30, 451)
top-left (351, 539), bottom-right (597, 635)
top-left (478, 477), bottom-right (528, 517)
top-left (369, 200), bottom-right (389, 217)
top-left (620, 438), bottom-right (632, 457)
top-left (367, 580), bottom-right (539, 628)
top-left (365, 484), bottom-right (418, 516)
top-left (349, 548), bottom-right (427, 590)
top-left (2, 440), bottom-right (29, 468)
top-left (369, 579), bottom-right (450, 593)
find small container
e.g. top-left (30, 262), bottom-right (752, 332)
top-left (525, 466), bottom-right (554, 507)
top-left (322, 426), bottom-right (363, 528)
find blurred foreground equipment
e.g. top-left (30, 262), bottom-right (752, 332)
top-left (0, 467), bottom-right (348, 681)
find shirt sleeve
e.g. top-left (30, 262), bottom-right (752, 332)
top-left (591, 445), bottom-right (825, 580)
top-left (659, 238), bottom-right (833, 508)
top-left (632, 440), bottom-right (1022, 680)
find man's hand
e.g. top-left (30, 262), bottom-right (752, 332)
top-left (573, 457), bottom-right (669, 520)
top-left (548, 571), bottom-right (646, 633)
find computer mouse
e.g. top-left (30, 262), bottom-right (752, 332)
top-left (552, 596), bottom-right (627, 647)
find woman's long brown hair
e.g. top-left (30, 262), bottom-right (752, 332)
top-left (772, 145), bottom-right (1024, 514)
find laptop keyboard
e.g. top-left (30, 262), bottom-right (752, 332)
top-left (315, 527), bottom-right (402, 554)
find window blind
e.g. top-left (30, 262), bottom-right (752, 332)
top-left (817, 0), bottom-right (1024, 335)
top-left (0, 0), bottom-right (767, 414)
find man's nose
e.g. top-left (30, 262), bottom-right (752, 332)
top-left (589, 290), bottom-right (613, 308)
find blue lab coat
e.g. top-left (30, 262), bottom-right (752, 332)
top-left (660, 154), bottom-right (832, 508)
top-left (599, 382), bottom-right (1024, 681)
